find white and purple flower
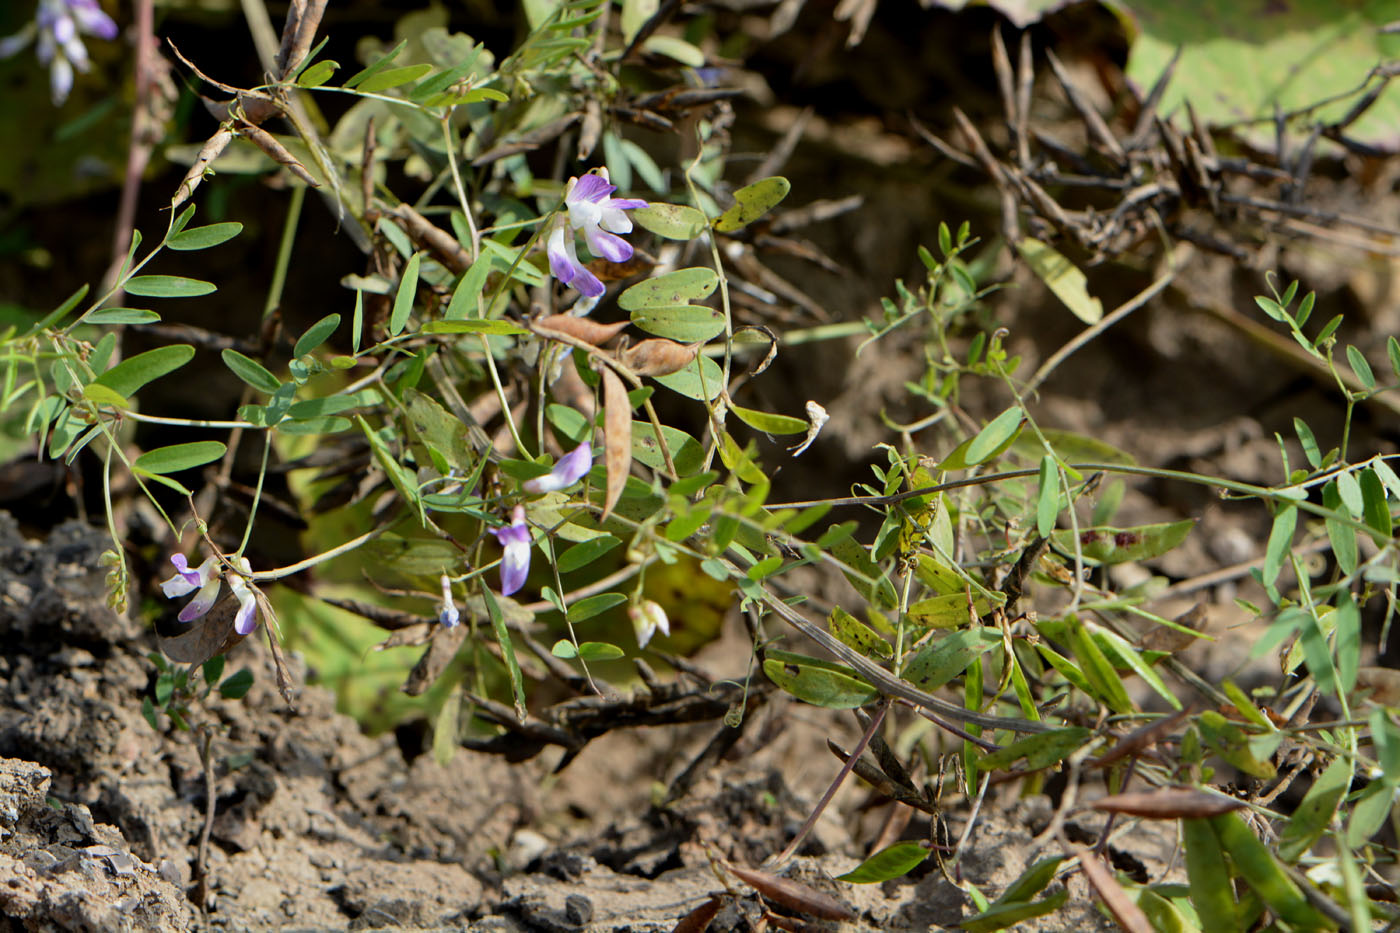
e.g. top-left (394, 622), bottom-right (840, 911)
top-left (160, 553), bottom-right (262, 635)
top-left (546, 168), bottom-right (647, 298)
top-left (438, 574), bottom-right (460, 628)
top-left (629, 600), bottom-right (670, 649)
top-left (0, 0), bottom-right (119, 105)
top-left (491, 505), bottom-right (532, 596)
top-left (523, 442), bottom-right (593, 494)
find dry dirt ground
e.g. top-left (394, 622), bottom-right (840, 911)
top-left (0, 511), bottom-right (1171, 932)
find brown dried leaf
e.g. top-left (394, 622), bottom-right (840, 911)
top-left (172, 127), bottom-right (234, 210)
top-left (236, 121), bottom-right (321, 188)
top-left (158, 592), bottom-right (247, 665)
top-left (723, 864), bottom-right (855, 922)
top-left (1090, 787), bottom-right (1244, 819)
top-left (669, 895), bottom-right (723, 933)
top-left (533, 315), bottom-right (629, 346)
top-left (403, 623), bottom-right (468, 696)
top-left (622, 338), bottom-right (699, 377)
top-left (601, 367), bottom-right (631, 522)
top-left (1076, 848), bottom-right (1152, 933)
top-left (1139, 603), bottom-right (1207, 653)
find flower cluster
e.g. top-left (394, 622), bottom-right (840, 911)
top-left (547, 169), bottom-right (647, 298)
top-left (0, 0), bottom-right (118, 105)
top-left (161, 553), bottom-right (262, 636)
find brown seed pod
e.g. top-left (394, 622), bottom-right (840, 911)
top-left (1090, 787), bottom-right (1244, 819)
top-left (532, 315), bottom-right (629, 346)
top-left (622, 338), bottom-right (699, 377)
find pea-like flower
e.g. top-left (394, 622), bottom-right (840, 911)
top-left (0, 0), bottom-right (119, 105)
top-left (160, 553), bottom-right (262, 635)
top-left (523, 442), bottom-right (593, 494)
top-left (629, 599), bottom-right (670, 649)
top-left (438, 574), bottom-right (460, 628)
top-left (491, 505), bottom-right (532, 596)
top-left (546, 168), bottom-right (647, 298)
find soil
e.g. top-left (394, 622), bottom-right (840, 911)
top-left (0, 512), bottom-right (1176, 931)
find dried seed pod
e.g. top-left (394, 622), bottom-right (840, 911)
top-left (622, 338), bottom-right (699, 377)
top-left (236, 121), bottom-right (321, 188)
top-left (172, 127), bottom-right (234, 210)
top-left (532, 315), bottom-right (629, 346)
top-left (601, 367), bottom-right (631, 522)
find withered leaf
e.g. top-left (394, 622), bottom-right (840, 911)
top-left (1076, 848), bottom-right (1152, 933)
top-left (1355, 667), bottom-right (1400, 706)
top-left (1139, 603), bottom-right (1208, 654)
top-left (158, 593), bottom-right (247, 666)
top-left (403, 623), bottom-right (469, 696)
top-left (723, 864), bottom-right (855, 921)
top-left (601, 366), bottom-right (631, 522)
top-left (622, 338), bottom-right (699, 377)
top-left (532, 315), bottom-right (629, 346)
top-left (1090, 787), bottom-right (1244, 819)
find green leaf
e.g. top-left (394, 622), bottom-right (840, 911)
top-left (166, 221), bottom-right (243, 251)
top-left (221, 349), bottom-right (282, 394)
top-left (1389, 335), bottom-right (1400, 377)
top-left (94, 345), bottom-right (195, 397)
top-left (1094, 628), bottom-right (1182, 709)
top-left (219, 668), bottom-right (254, 699)
top-left (421, 319), bottom-right (530, 336)
top-left (356, 62), bottom-right (434, 93)
top-left (293, 313), bottom-right (341, 358)
top-left (977, 727), bottom-right (1091, 771)
top-left (963, 407), bottom-right (1025, 467)
top-left (390, 252), bottom-right (422, 336)
top-left (81, 383), bottom-right (129, 408)
top-left (653, 354), bottom-right (723, 401)
top-left (134, 441), bottom-right (227, 474)
top-left (1323, 480), bottom-right (1358, 576)
top-left (482, 587), bottom-right (528, 722)
top-left (577, 641), bottom-right (624, 661)
top-left (295, 59), bottom-right (338, 88)
top-left (762, 650), bottom-right (879, 708)
top-left (343, 39), bottom-right (407, 88)
top-left (1209, 811), bottom-right (1326, 929)
top-left (557, 535), bottom-right (621, 573)
top-left (1277, 755), bottom-right (1352, 863)
top-left (1051, 519), bottom-right (1195, 565)
top-left (640, 33), bottom-right (705, 66)
top-left (828, 606), bottom-right (893, 661)
top-left (631, 422), bottom-right (705, 475)
top-left (1066, 617), bottom-right (1134, 713)
top-left (631, 203), bottom-right (707, 240)
top-left (84, 308), bottom-right (159, 325)
top-left (551, 639), bottom-right (578, 659)
top-left (902, 627), bottom-right (1000, 691)
top-left (1182, 818), bottom-right (1237, 933)
top-left (619, 267), bottom-right (719, 311)
top-left (1347, 779), bottom-right (1393, 847)
top-left (1015, 237), bottom-right (1102, 324)
top-left (1198, 711), bottom-right (1276, 780)
top-left (836, 841), bottom-right (930, 883)
top-left (29, 284), bottom-right (89, 333)
top-left (1263, 503), bottom-right (1297, 587)
top-left (1294, 417), bottom-right (1321, 469)
top-left (566, 592), bottom-right (627, 622)
top-left (1336, 470), bottom-right (1364, 517)
top-left (1360, 467), bottom-right (1392, 539)
top-left (729, 403), bottom-right (808, 435)
top-left (905, 592), bottom-right (989, 628)
top-left (629, 304), bottom-right (725, 342)
top-left (123, 275), bottom-right (217, 298)
top-left (960, 890), bottom-right (1069, 933)
top-left (714, 176), bottom-right (791, 232)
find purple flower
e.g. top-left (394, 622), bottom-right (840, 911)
top-left (161, 554), bottom-right (222, 623)
top-left (160, 553), bottom-right (261, 634)
top-left (0, 0), bottom-right (119, 105)
top-left (547, 168), bottom-right (647, 297)
top-left (437, 574), bottom-right (460, 628)
top-left (491, 505), bottom-right (532, 596)
top-left (523, 442), bottom-right (593, 494)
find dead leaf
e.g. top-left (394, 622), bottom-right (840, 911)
top-left (723, 864), bottom-right (855, 921)
top-left (1076, 848), bottom-right (1152, 933)
top-left (1139, 603), bottom-right (1207, 653)
top-left (601, 367), bottom-right (631, 522)
top-left (533, 315), bottom-right (630, 346)
top-left (403, 623), bottom-right (469, 696)
top-left (1355, 667), bottom-right (1400, 706)
top-left (157, 593), bottom-right (247, 665)
top-left (622, 338), bottom-right (699, 377)
top-left (1090, 787), bottom-right (1244, 819)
